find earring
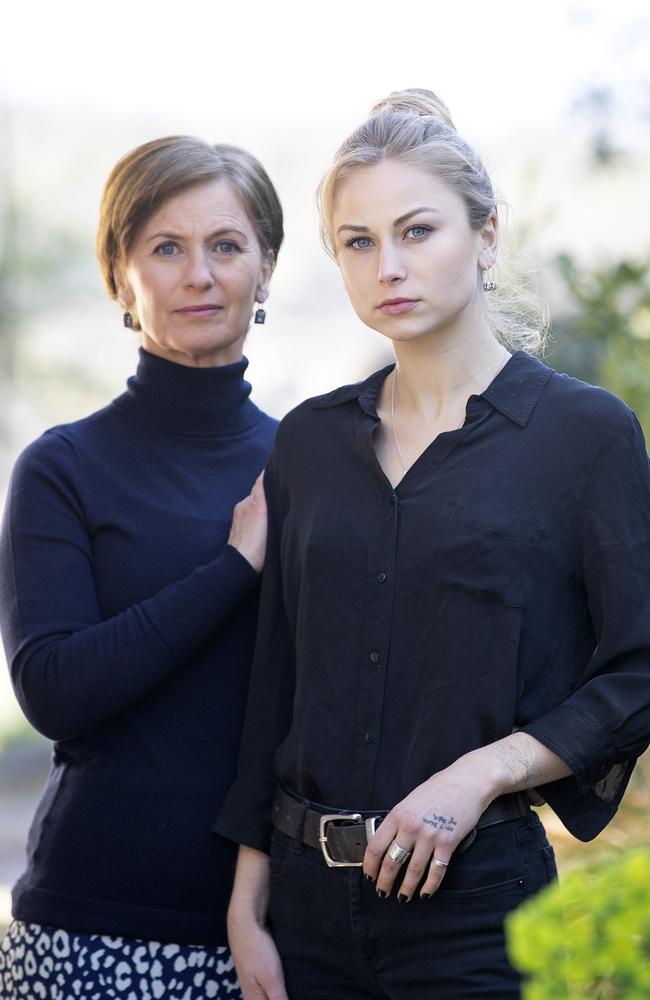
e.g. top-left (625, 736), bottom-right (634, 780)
top-left (254, 306), bottom-right (266, 325)
top-left (482, 267), bottom-right (497, 292)
top-left (123, 311), bottom-right (133, 328)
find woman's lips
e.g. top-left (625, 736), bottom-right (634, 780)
top-left (176, 305), bottom-right (223, 317)
top-left (378, 299), bottom-right (419, 315)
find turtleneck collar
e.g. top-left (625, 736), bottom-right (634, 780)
top-left (112, 348), bottom-right (261, 438)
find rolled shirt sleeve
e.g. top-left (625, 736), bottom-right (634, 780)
top-left (523, 409), bottom-right (650, 839)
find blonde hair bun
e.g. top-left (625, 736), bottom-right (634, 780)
top-left (370, 88), bottom-right (455, 130)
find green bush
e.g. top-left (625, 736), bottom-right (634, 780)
top-left (506, 849), bottom-right (650, 999)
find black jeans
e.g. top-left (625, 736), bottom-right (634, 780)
top-left (268, 811), bottom-right (556, 999)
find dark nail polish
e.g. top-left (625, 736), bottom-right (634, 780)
top-left (364, 874), bottom-right (374, 883)
top-left (376, 889), bottom-right (387, 899)
top-left (421, 892), bottom-right (431, 900)
top-left (397, 893), bottom-right (409, 904)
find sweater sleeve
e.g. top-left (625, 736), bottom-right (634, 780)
top-left (522, 409), bottom-right (650, 839)
top-left (0, 433), bottom-right (260, 742)
top-left (214, 448), bottom-right (296, 853)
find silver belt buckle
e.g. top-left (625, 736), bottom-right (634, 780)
top-left (318, 813), bottom-right (380, 868)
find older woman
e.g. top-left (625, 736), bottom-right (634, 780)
top-left (217, 91), bottom-right (650, 999)
top-left (0, 136), bottom-right (283, 999)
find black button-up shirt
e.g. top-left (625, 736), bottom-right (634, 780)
top-left (216, 352), bottom-right (650, 846)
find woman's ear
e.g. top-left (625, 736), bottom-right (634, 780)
top-left (255, 249), bottom-right (275, 304)
top-left (112, 261), bottom-right (134, 309)
top-left (478, 209), bottom-right (498, 269)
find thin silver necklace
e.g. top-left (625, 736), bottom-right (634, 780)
top-left (390, 355), bottom-right (510, 475)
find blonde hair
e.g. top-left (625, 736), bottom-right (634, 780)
top-left (97, 136), bottom-right (284, 329)
top-left (317, 89), bottom-right (548, 354)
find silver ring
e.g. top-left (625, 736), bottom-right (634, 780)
top-left (432, 858), bottom-right (449, 869)
top-left (387, 840), bottom-right (411, 865)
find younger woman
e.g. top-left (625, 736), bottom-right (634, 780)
top-left (217, 90), bottom-right (650, 999)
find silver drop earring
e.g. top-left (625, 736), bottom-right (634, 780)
top-left (123, 311), bottom-right (133, 328)
top-left (254, 306), bottom-right (266, 325)
top-left (482, 267), bottom-right (497, 292)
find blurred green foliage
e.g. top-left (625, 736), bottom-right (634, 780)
top-left (506, 850), bottom-right (650, 1000)
top-left (507, 849), bottom-right (650, 999)
top-left (549, 254), bottom-right (650, 439)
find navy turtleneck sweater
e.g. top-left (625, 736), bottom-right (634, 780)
top-left (0, 349), bottom-right (277, 944)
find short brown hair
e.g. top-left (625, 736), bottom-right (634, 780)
top-left (97, 135), bottom-right (284, 301)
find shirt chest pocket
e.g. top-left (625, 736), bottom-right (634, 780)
top-left (411, 504), bottom-right (542, 609)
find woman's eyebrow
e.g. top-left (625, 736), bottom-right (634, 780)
top-left (392, 206), bottom-right (442, 227)
top-left (336, 207), bottom-right (442, 235)
top-left (145, 228), bottom-right (248, 243)
top-left (336, 223), bottom-right (370, 235)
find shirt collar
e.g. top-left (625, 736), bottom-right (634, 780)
top-left (311, 351), bottom-right (553, 428)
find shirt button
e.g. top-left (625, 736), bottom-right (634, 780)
top-left (389, 494), bottom-right (396, 506)
top-left (364, 733), bottom-right (375, 745)
top-left (376, 572), bottom-right (387, 584)
top-left (369, 651), bottom-right (380, 664)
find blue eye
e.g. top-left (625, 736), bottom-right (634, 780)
top-left (155, 242), bottom-right (177, 256)
top-left (216, 240), bottom-right (240, 254)
top-left (405, 224), bottom-right (432, 240)
top-left (345, 236), bottom-right (373, 250)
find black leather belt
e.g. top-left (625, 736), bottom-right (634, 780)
top-left (272, 786), bottom-right (530, 868)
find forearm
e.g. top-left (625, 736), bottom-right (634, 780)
top-left (228, 845), bottom-right (272, 931)
top-left (464, 730), bottom-right (572, 804)
top-left (6, 545), bottom-right (257, 741)
top-left (227, 846), bottom-right (288, 1000)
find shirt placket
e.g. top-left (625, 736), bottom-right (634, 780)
top-left (348, 408), bottom-right (401, 805)
top-left (346, 398), bottom-right (486, 807)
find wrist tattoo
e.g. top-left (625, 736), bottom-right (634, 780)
top-left (423, 814), bottom-right (457, 832)
top-left (496, 742), bottom-right (540, 787)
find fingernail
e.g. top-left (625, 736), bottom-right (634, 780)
top-left (397, 893), bottom-right (409, 904)
top-left (421, 892), bottom-right (431, 900)
top-left (376, 889), bottom-right (387, 899)
top-left (364, 874), bottom-right (375, 883)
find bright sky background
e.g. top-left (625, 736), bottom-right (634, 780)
top-left (4, 0), bottom-right (650, 138)
top-left (2, 0), bottom-right (650, 431)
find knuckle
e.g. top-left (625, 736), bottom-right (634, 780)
top-left (387, 808), bottom-right (403, 828)
top-left (400, 817), bottom-right (420, 838)
top-left (377, 859), bottom-right (397, 888)
top-left (405, 861), bottom-right (425, 880)
top-left (365, 842), bottom-right (383, 862)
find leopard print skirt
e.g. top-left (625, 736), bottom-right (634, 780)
top-left (0, 920), bottom-right (241, 999)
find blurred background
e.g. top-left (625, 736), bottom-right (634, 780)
top-left (1, 0), bottom-right (649, 934)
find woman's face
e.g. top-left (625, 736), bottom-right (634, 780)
top-left (116, 178), bottom-right (273, 368)
top-left (331, 159), bottom-right (496, 347)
